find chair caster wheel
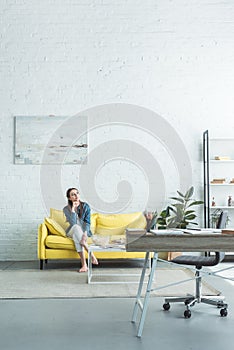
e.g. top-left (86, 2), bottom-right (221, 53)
top-left (220, 308), bottom-right (228, 317)
top-left (184, 309), bottom-right (191, 318)
top-left (163, 302), bottom-right (170, 311)
top-left (217, 302), bottom-right (224, 308)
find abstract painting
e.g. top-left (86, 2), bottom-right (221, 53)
top-left (14, 116), bottom-right (88, 164)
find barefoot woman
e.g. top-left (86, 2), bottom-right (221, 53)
top-left (63, 188), bottom-right (98, 272)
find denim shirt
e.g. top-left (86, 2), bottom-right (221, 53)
top-left (63, 202), bottom-right (92, 237)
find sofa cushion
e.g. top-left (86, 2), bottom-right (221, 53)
top-left (45, 235), bottom-right (75, 250)
top-left (95, 212), bottom-right (146, 236)
top-left (90, 213), bottom-right (98, 233)
top-left (127, 213), bottom-right (147, 229)
top-left (50, 208), bottom-right (70, 231)
top-left (44, 217), bottom-right (67, 237)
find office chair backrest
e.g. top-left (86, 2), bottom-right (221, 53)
top-left (215, 210), bottom-right (227, 263)
top-left (216, 210), bottom-right (228, 229)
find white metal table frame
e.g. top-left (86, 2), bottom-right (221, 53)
top-left (131, 252), bottom-right (196, 337)
top-left (131, 251), bottom-right (157, 338)
top-left (87, 244), bottom-right (150, 284)
top-left (126, 229), bottom-right (234, 338)
top-left (132, 251), bottom-right (234, 338)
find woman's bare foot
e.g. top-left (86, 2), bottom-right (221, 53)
top-left (79, 265), bottom-right (88, 273)
top-left (92, 256), bottom-right (99, 265)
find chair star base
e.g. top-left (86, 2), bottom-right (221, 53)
top-left (163, 268), bottom-right (228, 318)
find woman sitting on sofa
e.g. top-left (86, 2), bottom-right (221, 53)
top-left (63, 187), bottom-right (98, 272)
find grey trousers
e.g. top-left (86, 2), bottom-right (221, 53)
top-left (67, 224), bottom-right (84, 252)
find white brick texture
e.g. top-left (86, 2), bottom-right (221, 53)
top-left (0, 0), bottom-right (234, 259)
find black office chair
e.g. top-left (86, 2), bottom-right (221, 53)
top-left (163, 211), bottom-right (228, 318)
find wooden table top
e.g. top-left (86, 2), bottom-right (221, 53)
top-left (125, 229), bottom-right (234, 252)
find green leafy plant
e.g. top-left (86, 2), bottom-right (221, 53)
top-left (157, 186), bottom-right (203, 229)
top-left (156, 206), bottom-right (171, 229)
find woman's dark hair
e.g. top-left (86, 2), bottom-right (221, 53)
top-left (66, 187), bottom-right (83, 218)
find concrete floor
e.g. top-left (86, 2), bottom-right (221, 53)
top-left (1, 261), bottom-right (234, 350)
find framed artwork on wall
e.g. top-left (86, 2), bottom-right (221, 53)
top-left (14, 115), bottom-right (88, 164)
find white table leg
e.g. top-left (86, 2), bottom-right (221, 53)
top-left (134, 252), bottom-right (158, 338)
top-left (132, 251), bottom-right (150, 323)
top-left (88, 249), bottom-right (92, 284)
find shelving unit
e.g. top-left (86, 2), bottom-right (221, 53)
top-left (203, 131), bottom-right (234, 260)
top-left (203, 130), bottom-right (234, 228)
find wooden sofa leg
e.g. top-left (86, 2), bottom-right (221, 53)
top-left (40, 259), bottom-right (44, 270)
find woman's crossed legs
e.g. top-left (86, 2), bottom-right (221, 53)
top-left (67, 224), bottom-right (98, 272)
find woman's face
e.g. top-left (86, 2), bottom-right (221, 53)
top-left (68, 189), bottom-right (80, 203)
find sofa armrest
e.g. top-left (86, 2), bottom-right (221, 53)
top-left (37, 223), bottom-right (49, 259)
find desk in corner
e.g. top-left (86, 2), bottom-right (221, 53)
top-left (125, 228), bottom-right (234, 253)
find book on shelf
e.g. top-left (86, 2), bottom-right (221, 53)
top-left (214, 156), bottom-right (231, 161)
top-left (211, 178), bottom-right (226, 184)
top-left (222, 229), bottom-right (234, 234)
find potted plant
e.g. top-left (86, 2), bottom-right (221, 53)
top-left (157, 186), bottom-right (203, 229)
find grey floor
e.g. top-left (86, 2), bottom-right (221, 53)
top-left (1, 260), bottom-right (234, 350)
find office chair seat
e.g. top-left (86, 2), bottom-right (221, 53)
top-left (172, 252), bottom-right (224, 268)
top-left (163, 212), bottom-right (228, 319)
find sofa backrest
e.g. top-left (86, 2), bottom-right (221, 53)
top-left (93, 212), bottom-right (146, 236)
top-left (49, 208), bottom-right (146, 236)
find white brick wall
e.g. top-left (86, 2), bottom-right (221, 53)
top-left (1, 0), bottom-right (234, 260)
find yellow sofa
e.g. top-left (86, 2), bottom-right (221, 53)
top-left (38, 209), bottom-right (168, 269)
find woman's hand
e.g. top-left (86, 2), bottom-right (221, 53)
top-left (72, 201), bottom-right (79, 212)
